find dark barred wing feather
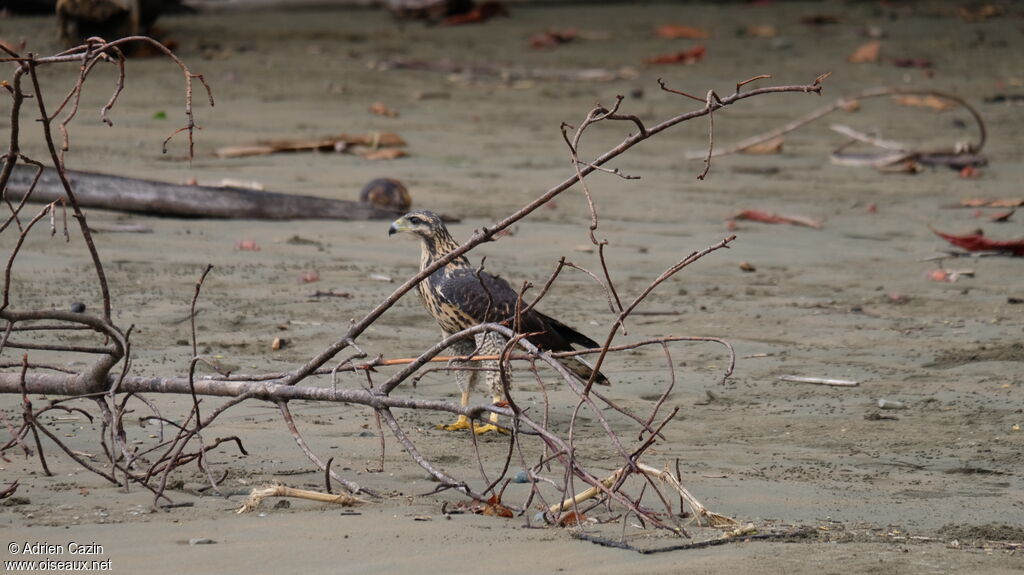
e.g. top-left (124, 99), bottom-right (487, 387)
top-left (436, 267), bottom-right (609, 385)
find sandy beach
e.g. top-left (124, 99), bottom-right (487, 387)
top-left (2, 2), bottom-right (1022, 573)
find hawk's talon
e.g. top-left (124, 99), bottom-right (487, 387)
top-left (435, 416), bottom-right (472, 431)
top-left (471, 423), bottom-right (510, 435)
top-left (434, 416), bottom-right (509, 435)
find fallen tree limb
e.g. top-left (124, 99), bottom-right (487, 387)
top-left (686, 87), bottom-right (987, 169)
top-left (6, 164), bottom-right (401, 220)
top-left (237, 484), bottom-right (368, 513)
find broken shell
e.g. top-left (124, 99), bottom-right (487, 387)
top-left (360, 178), bottom-right (412, 211)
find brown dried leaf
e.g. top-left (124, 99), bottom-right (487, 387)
top-left (839, 99), bottom-right (861, 112)
top-left (730, 209), bottom-right (822, 229)
top-left (557, 510), bottom-right (587, 526)
top-left (744, 24), bottom-right (777, 38)
top-left (959, 198), bottom-right (1024, 208)
top-left (958, 165), bottom-right (981, 179)
top-left (0, 38), bottom-right (26, 54)
top-left (369, 102), bottom-right (399, 117)
top-left (529, 28), bottom-right (578, 49)
top-left (848, 41), bottom-right (881, 64)
top-left (958, 4), bottom-right (1001, 21)
top-left (654, 24), bottom-right (710, 39)
top-left (983, 209), bottom-right (1015, 222)
top-left (741, 136), bottom-right (784, 155)
top-left (474, 495), bottom-right (514, 518)
top-left (360, 148), bottom-right (408, 161)
top-left (892, 95), bottom-right (956, 111)
top-left (215, 132), bottom-right (406, 158)
top-left (645, 45), bottom-right (706, 65)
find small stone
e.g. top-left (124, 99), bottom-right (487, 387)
top-left (70, 302), bottom-right (86, 313)
top-left (512, 471), bottom-right (530, 484)
top-left (188, 538), bottom-right (216, 545)
top-left (358, 430), bottom-right (376, 438)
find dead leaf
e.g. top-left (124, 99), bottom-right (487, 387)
top-left (360, 148), bottom-right (408, 160)
top-left (959, 198), bottom-right (1024, 208)
top-left (741, 136), bottom-right (784, 155)
top-left (986, 209), bottom-right (1016, 222)
top-left (0, 38), bottom-right (26, 54)
top-left (958, 4), bottom-right (1001, 21)
top-left (744, 24), bottom-right (777, 38)
top-left (645, 45), bottom-right (706, 65)
top-left (654, 24), bottom-right (710, 39)
top-left (474, 495), bottom-right (513, 518)
top-left (215, 132), bottom-right (406, 158)
top-left (848, 41), bottom-right (881, 64)
top-left (369, 102), bottom-right (399, 117)
top-left (729, 209), bottom-right (822, 229)
top-left (529, 28), bottom-right (578, 49)
top-left (958, 165), bottom-right (981, 179)
top-left (839, 99), bottom-right (861, 112)
top-left (930, 226), bottom-right (1024, 256)
top-left (893, 95), bottom-right (956, 111)
top-left (557, 510), bottom-right (587, 526)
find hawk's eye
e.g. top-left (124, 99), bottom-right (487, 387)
top-left (408, 216), bottom-right (423, 225)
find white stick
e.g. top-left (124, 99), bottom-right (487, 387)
top-left (778, 375), bottom-right (859, 387)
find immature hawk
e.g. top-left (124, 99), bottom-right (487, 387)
top-left (389, 210), bottom-right (609, 433)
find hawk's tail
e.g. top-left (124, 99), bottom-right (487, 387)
top-left (534, 311), bottom-right (611, 386)
top-left (558, 355), bottom-right (611, 386)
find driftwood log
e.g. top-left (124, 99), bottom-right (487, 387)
top-left (6, 164), bottom-right (402, 220)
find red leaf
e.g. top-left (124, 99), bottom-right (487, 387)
top-left (645, 45), bottom-right (706, 65)
top-left (557, 510), bottom-right (587, 526)
top-left (729, 209), bottom-right (822, 229)
top-left (474, 494), bottom-right (513, 518)
top-left (654, 24), bottom-right (710, 39)
top-left (529, 28), bottom-right (578, 49)
top-left (930, 226), bottom-right (1024, 256)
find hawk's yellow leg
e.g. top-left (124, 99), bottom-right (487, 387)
top-left (436, 392), bottom-right (509, 434)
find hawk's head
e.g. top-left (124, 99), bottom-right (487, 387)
top-left (388, 210), bottom-right (446, 240)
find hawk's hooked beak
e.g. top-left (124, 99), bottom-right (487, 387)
top-left (388, 217), bottom-right (408, 237)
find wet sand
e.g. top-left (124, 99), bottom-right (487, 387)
top-left (2, 2), bottom-right (1023, 573)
